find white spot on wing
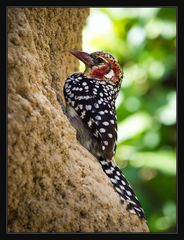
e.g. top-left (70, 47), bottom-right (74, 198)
top-left (99, 128), bottom-right (106, 133)
top-left (88, 120), bottom-right (92, 127)
top-left (115, 175), bottom-right (120, 180)
top-left (100, 160), bottom-right (107, 165)
top-left (95, 115), bottom-right (101, 120)
top-left (103, 141), bottom-right (108, 146)
top-left (94, 103), bottom-right (99, 108)
top-left (120, 185), bottom-right (125, 190)
top-left (115, 186), bottom-right (122, 194)
top-left (121, 180), bottom-right (126, 185)
top-left (85, 105), bottom-right (92, 110)
top-left (105, 169), bottom-right (113, 174)
top-left (110, 178), bottom-right (117, 184)
top-left (102, 121), bottom-right (109, 126)
top-left (81, 111), bottom-right (86, 119)
top-left (108, 133), bottom-right (113, 138)
top-left (116, 170), bottom-right (121, 176)
top-left (126, 190), bottom-right (132, 196)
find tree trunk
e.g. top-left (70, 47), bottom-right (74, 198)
top-left (8, 7), bottom-right (149, 232)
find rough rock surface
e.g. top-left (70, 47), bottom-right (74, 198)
top-left (8, 8), bottom-right (149, 232)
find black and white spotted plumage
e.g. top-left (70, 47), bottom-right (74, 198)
top-left (64, 73), bottom-right (119, 160)
top-left (63, 50), bottom-right (145, 219)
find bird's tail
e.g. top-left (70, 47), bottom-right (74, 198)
top-left (98, 157), bottom-right (145, 219)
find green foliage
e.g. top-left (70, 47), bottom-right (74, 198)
top-left (83, 7), bottom-right (176, 232)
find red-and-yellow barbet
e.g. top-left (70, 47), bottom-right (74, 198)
top-left (63, 49), bottom-right (145, 219)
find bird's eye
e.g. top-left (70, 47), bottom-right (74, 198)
top-left (95, 57), bottom-right (105, 64)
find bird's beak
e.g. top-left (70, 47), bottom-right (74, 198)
top-left (70, 49), bottom-right (94, 67)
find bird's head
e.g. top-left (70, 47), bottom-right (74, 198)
top-left (70, 49), bottom-right (123, 86)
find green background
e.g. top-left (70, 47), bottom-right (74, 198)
top-left (82, 8), bottom-right (176, 232)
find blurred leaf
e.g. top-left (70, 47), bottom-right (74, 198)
top-left (156, 8), bottom-right (176, 21)
top-left (131, 150), bottom-right (176, 175)
top-left (118, 111), bottom-right (152, 142)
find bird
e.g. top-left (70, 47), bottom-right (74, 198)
top-left (63, 49), bottom-right (145, 219)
